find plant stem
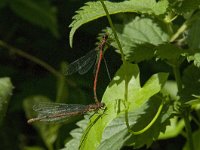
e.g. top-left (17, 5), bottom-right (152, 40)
top-left (172, 64), bottom-right (182, 92)
top-left (125, 97), bottom-right (164, 135)
top-left (173, 64), bottom-right (194, 150)
top-left (0, 40), bottom-right (75, 87)
top-left (170, 22), bottom-right (187, 42)
top-left (183, 110), bottom-right (194, 150)
top-left (99, 0), bottom-right (125, 63)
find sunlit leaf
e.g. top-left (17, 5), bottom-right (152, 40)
top-left (78, 62), bottom-right (169, 149)
top-left (69, 0), bottom-right (169, 47)
top-left (159, 117), bottom-right (185, 139)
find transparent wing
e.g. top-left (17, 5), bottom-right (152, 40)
top-left (78, 52), bottom-right (97, 74)
top-left (30, 102), bottom-right (87, 122)
top-left (64, 50), bottom-right (97, 75)
top-left (33, 102), bottom-right (87, 114)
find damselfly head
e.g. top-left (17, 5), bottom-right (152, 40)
top-left (87, 102), bottom-right (105, 111)
top-left (103, 33), bottom-right (109, 40)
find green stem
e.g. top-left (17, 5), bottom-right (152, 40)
top-left (172, 64), bottom-right (182, 92)
top-left (0, 40), bottom-right (75, 87)
top-left (183, 110), bottom-right (194, 150)
top-left (99, 0), bottom-right (125, 63)
top-left (125, 100), bottom-right (164, 135)
top-left (173, 63), bottom-right (194, 150)
top-left (170, 22), bottom-right (187, 42)
top-left (56, 75), bottom-right (66, 102)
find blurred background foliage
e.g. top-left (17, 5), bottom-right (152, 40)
top-left (0, 0), bottom-right (182, 150)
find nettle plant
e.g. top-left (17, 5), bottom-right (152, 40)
top-left (63, 0), bottom-right (200, 150)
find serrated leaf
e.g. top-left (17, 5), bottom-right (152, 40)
top-left (78, 62), bottom-right (169, 149)
top-left (62, 117), bottom-right (90, 150)
top-left (156, 43), bottom-right (183, 60)
top-left (109, 17), bottom-right (169, 62)
top-left (0, 77), bottom-right (13, 126)
top-left (23, 96), bottom-right (60, 150)
top-left (69, 0), bottom-right (169, 47)
top-left (158, 117), bottom-right (185, 139)
top-left (9, 0), bottom-right (59, 37)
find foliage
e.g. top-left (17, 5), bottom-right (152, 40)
top-left (0, 78), bottom-right (13, 126)
top-left (0, 0), bottom-right (200, 150)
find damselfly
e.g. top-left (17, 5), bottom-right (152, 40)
top-left (27, 102), bottom-right (105, 123)
top-left (64, 34), bottom-right (109, 102)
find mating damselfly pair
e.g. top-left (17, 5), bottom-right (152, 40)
top-left (27, 34), bottom-right (109, 123)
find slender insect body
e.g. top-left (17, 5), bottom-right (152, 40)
top-left (27, 102), bottom-right (105, 123)
top-left (27, 34), bottom-right (108, 124)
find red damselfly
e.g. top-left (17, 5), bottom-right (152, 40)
top-left (27, 35), bottom-right (108, 123)
top-left (65, 34), bottom-right (109, 102)
top-left (27, 102), bottom-right (105, 123)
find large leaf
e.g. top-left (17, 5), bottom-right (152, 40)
top-left (77, 62), bottom-right (169, 149)
top-left (0, 77), bottom-right (13, 126)
top-left (69, 0), bottom-right (169, 47)
top-left (158, 117), bottom-right (185, 139)
top-left (9, 0), bottom-right (59, 37)
top-left (109, 17), bottom-right (169, 62)
top-left (62, 116), bottom-right (90, 150)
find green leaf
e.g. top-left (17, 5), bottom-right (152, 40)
top-left (161, 80), bottom-right (178, 100)
top-left (124, 95), bottom-right (173, 148)
top-left (109, 17), bottom-right (169, 62)
top-left (9, 0), bottom-right (59, 37)
top-left (62, 116), bottom-right (90, 150)
top-left (156, 43), bottom-right (183, 60)
top-left (69, 0), bottom-right (169, 47)
top-left (23, 95), bottom-right (61, 150)
top-left (187, 53), bottom-right (200, 68)
top-left (158, 117), bottom-right (185, 139)
top-left (0, 77), bottom-right (13, 126)
top-left (23, 146), bottom-right (45, 150)
top-left (78, 62), bottom-right (169, 149)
